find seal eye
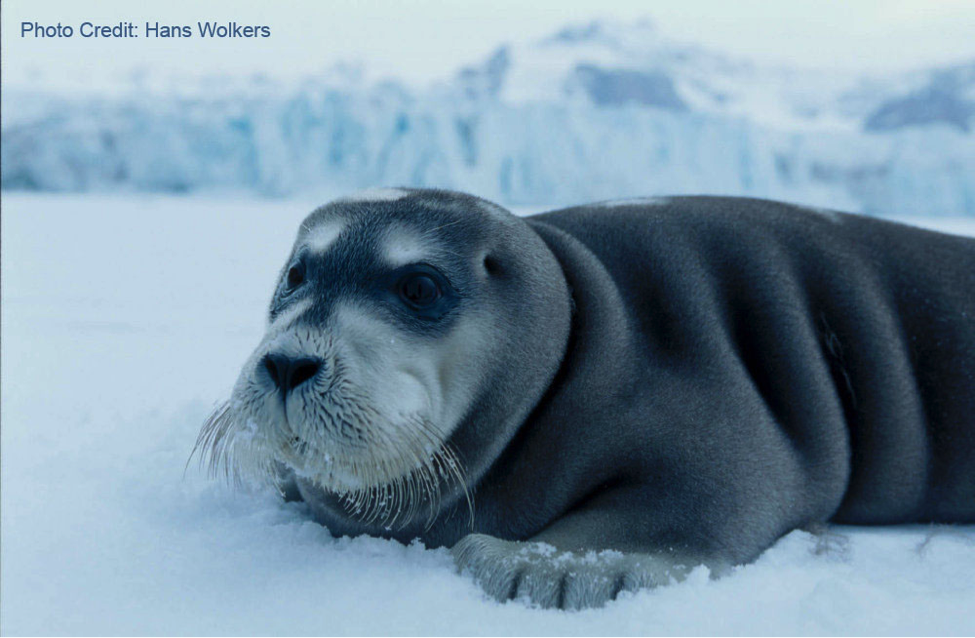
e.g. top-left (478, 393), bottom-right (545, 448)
top-left (399, 273), bottom-right (440, 308)
top-left (286, 261), bottom-right (305, 289)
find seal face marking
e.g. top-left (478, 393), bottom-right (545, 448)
top-left (338, 187), bottom-right (410, 203)
top-left (266, 298), bottom-right (312, 330)
top-left (381, 224), bottom-right (439, 267)
top-left (302, 219), bottom-right (347, 254)
top-left (598, 196), bottom-right (670, 208)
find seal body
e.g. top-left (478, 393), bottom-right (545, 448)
top-left (204, 190), bottom-right (975, 610)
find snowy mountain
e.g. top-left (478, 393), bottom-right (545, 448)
top-left (863, 62), bottom-right (975, 133)
top-left (2, 19), bottom-right (974, 215)
top-left (455, 20), bottom-right (975, 133)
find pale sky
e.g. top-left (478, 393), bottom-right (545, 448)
top-left (3, 0), bottom-right (975, 90)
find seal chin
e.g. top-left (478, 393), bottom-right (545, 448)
top-left (273, 414), bottom-right (470, 528)
top-left (193, 335), bottom-right (471, 529)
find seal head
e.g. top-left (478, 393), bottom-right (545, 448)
top-left (196, 188), bottom-right (570, 535)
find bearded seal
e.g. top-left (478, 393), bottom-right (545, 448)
top-left (196, 188), bottom-right (975, 610)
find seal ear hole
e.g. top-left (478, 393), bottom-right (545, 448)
top-left (483, 255), bottom-right (501, 276)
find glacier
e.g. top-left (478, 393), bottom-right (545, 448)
top-left (2, 20), bottom-right (974, 216)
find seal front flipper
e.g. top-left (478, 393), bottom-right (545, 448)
top-left (451, 511), bottom-right (728, 610)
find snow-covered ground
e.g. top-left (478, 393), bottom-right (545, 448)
top-left (2, 193), bottom-right (973, 636)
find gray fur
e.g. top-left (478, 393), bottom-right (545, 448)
top-left (204, 189), bottom-right (975, 610)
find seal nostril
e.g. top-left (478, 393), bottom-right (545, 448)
top-left (289, 358), bottom-right (321, 390)
top-left (261, 353), bottom-right (321, 393)
top-left (263, 354), bottom-right (285, 390)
